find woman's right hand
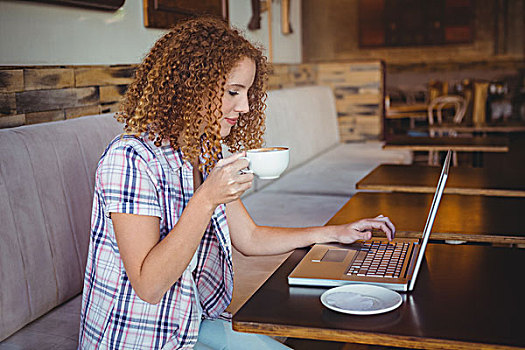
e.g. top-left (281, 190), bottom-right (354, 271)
top-left (198, 152), bottom-right (254, 206)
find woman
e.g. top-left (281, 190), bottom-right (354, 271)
top-left (79, 17), bottom-right (395, 349)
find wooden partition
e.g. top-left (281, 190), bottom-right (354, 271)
top-left (0, 61), bottom-right (384, 142)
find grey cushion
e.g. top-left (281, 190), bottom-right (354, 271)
top-left (0, 114), bottom-right (122, 341)
top-left (261, 141), bottom-right (411, 196)
top-left (243, 192), bottom-right (350, 228)
top-left (263, 85), bottom-right (340, 170)
top-left (0, 296), bottom-right (81, 349)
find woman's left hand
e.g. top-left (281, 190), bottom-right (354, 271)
top-left (334, 215), bottom-right (395, 244)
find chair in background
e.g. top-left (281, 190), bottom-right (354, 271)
top-left (427, 80), bottom-right (448, 103)
top-left (427, 95), bottom-right (468, 166)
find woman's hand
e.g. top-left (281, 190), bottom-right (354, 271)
top-left (334, 215), bottom-right (396, 244)
top-left (198, 152), bottom-right (254, 207)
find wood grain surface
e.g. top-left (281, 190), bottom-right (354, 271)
top-left (233, 245), bottom-right (525, 349)
top-left (383, 136), bottom-right (509, 152)
top-left (356, 164), bottom-right (525, 197)
top-left (326, 192), bottom-right (525, 244)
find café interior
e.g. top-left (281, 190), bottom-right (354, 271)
top-left (1, 0), bottom-right (524, 349)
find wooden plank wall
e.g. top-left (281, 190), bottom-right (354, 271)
top-left (317, 61), bottom-right (384, 141)
top-left (0, 62), bottom-right (384, 142)
top-left (0, 66), bottom-right (134, 128)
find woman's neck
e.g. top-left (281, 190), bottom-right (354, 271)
top-left (192, 159), bottom-right (203, 189)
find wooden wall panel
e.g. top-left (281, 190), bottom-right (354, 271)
top-left (318, 61), bottom-right (384, 141)
top-left (100, 102), bottom-right (121, 114)
top-left (0, 70), bottom-right (24, 93)
top-left (0, 61), bottom-right (384, 142)
top-left (65, 105), bottom-right (101, 119)
top-left (24, 69), bottom-right (75, 91)
top-left (16, 88), bottom-right (99, 114)
top-left (25, 110), bottom-right (65, 125)
top-left (0, 93), bottom-right (17, 116)
top-left (288, 65), bottom-right (317, 86)
top-left (0, 114), bottom-right (25, 128)
top-left (99, 85), bottom-right (127, 103)
top-left (75, 67), bottom-right (135, 87)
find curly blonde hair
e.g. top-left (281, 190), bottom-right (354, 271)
top-left (117, 17), bottom-right (268, 172)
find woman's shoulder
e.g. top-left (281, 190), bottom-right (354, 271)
top-left (101, 134), bottom-right (184, 171)
top-left (103, 134), bottom-right (159, 161)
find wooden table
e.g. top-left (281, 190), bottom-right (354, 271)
top-left (356, 164), bottom-right (525, 197)
top-left (383, 135), bottom-right (509, 167)
top-left (383, 135), bottom-right (509, 153)
top-left (387, 103), bottom-right (429, 114)
top-left (326, 192), bottom-right (525, 245)
top-left (233, 244), bottom-right (525, 349)
top-left (385, 103), bottom-right (429, 129)
top-left (427, 122), bottom-right (525, 134)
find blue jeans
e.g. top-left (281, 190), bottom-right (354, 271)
top-left (194, 318), bottom-right (291, 350)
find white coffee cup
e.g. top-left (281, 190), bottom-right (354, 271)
top-left (241, 147), bottom-right (289, 179)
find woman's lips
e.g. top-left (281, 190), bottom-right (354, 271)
top-left (225, 117), bottom-right (238, 125)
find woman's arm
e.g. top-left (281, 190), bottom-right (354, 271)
top-left (227, 199), bottom-right (395, 256)
top-left (112, 153), bottom-right (253, 304)
top-left (111, 193), bottom-right (214, 304)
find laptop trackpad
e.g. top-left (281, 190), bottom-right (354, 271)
top-left (321, 249), bottom-right (348, 262)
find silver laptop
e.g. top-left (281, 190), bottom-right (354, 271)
top-left (288, 150), bottom-right (451, 292)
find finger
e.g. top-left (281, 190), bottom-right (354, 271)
top-left (218, 152), bottom-right (246, 167)
top-left (375, 215), bottom-right (396, 238)
top-left (228, 180), bottom-right (253, 200)
top-left (229, 157), bottom-right (251, 173)
top-left (364, 220), bottom-right (393, 241)
top-left (238, 180), bottom-right (253, 192)
top-left (226, 171), bottom-right (253, 188)
top-left (382, 218), bottom-right (395, 240)
top-left (236, 172), bottom-right (254, 184)
top-left (229, 173), bottom-right (254, 187)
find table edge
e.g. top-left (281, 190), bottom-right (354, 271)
top-left (355, 184), bottom-right (525, 198)
top-left (232, 321), bottom-right (522, 350)
top-left (382, 145), bottom-right (509, 152)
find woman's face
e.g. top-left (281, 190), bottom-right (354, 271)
top-left (219, 57), bottom-right (256, 138)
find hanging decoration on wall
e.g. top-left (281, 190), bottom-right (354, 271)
top-left (143, 0), bottom-right (228, 29)
top-left (247, 0), bottom-right (293, 63)
top-left (281, 0), bottom-right (292, 34)
top-left (248, 0), bottom-right (262, 30)
top-left (248, 0), bottom-right (293, 35)
top-left (22, 0), bottom-right (125, 11)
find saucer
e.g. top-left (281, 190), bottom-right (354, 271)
top-left (320, 284), bottom-right (402, 315)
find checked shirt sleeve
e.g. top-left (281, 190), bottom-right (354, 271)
top-left (97, 142), bottom-right (162, 219)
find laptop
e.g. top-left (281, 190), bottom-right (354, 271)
top-left (288, 150), bottom-right (451, 292)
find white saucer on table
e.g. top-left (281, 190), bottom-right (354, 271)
top-left (320, 284), bottom-right (402, 315)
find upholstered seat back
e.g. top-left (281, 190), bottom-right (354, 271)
top-left (264, 85), bottom-right (340, 170)
top-left (0, 113), bottom-right (122, 341)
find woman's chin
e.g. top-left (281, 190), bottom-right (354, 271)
top-left (219, 128), bottom-right (232, 138)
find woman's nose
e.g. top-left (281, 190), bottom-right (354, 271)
top-left (236, 94), bottom-right (250, 113)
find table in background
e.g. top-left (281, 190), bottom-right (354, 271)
top-left (326, 192), bottom-right (525, 245)
top-left (356, 164), bottom-right (525, 197)
top-left (427, 122), bottom-right (525, 134)
top-left (233, 244), bottom-right (525, 349)
top-left (383, 135), bottom-right (509, 153)
top-left (386, 103), bottom-right (429, 129)
top-left (383, 135), bottom-right (509, 166)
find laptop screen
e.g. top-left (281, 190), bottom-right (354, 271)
top-left (408, 150), bottom-right (451, 291)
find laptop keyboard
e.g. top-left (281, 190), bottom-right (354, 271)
top-left (346, 241), bottom-right (410, 278)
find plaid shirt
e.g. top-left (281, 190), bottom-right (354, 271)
top-left (79, 135), bottom-right (233, 349)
